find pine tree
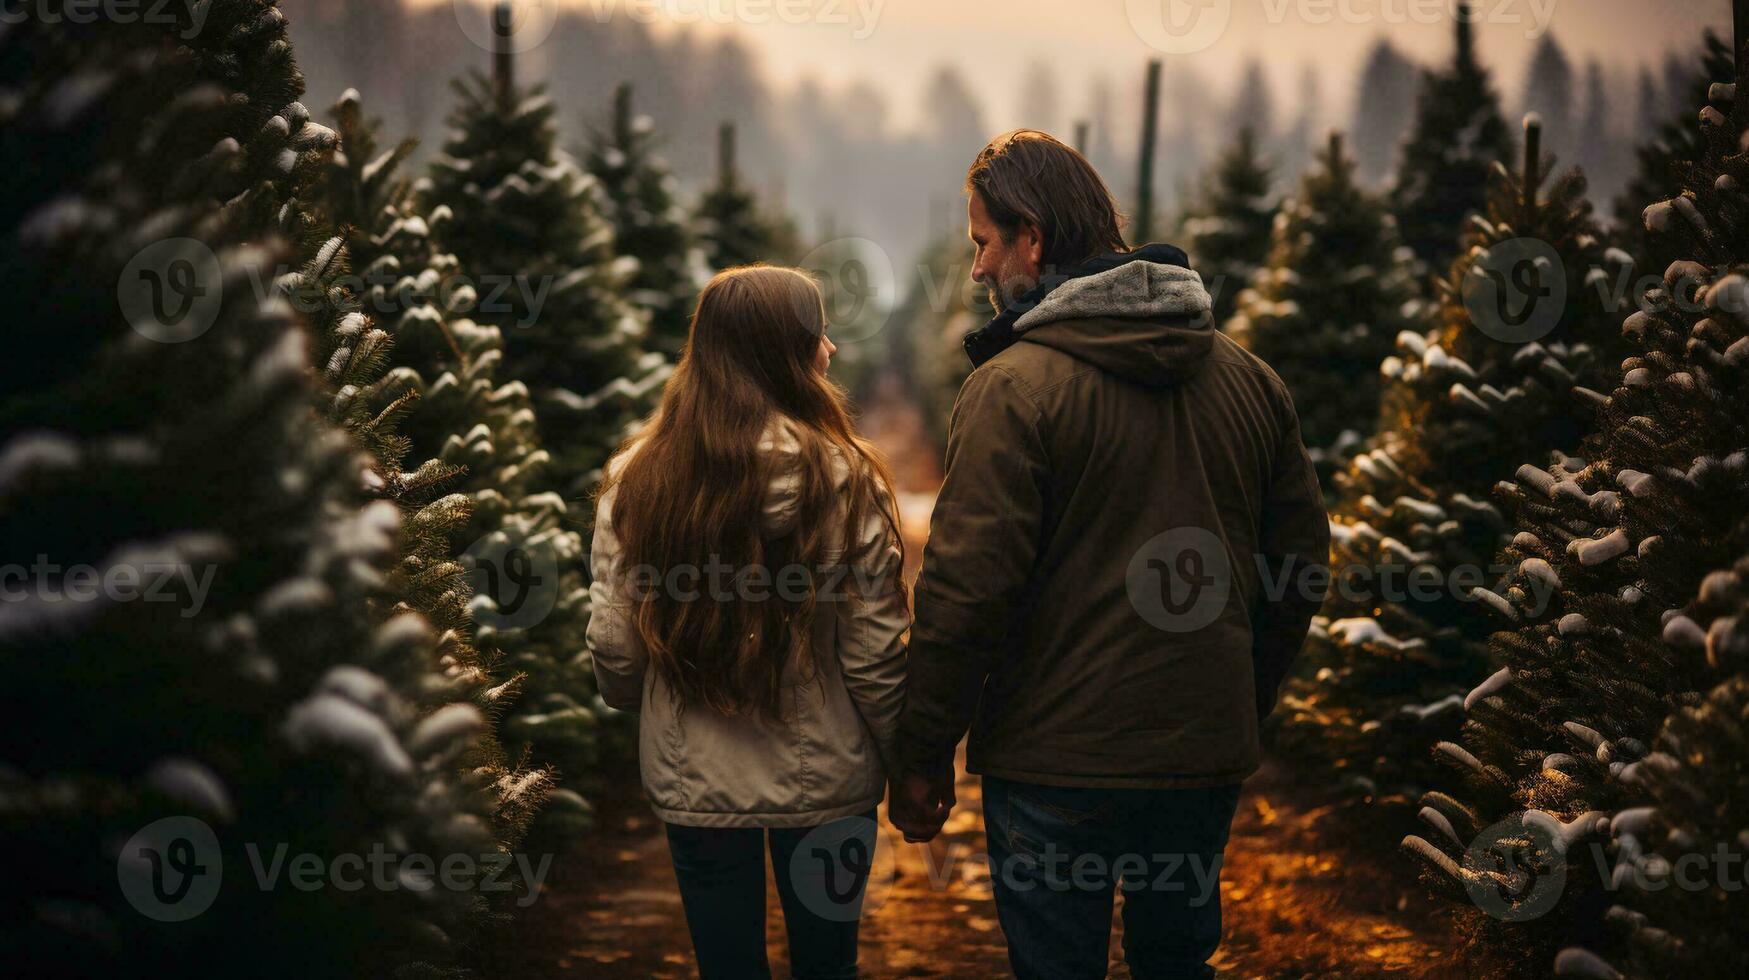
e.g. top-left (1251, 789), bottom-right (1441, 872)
top-left (1401, 54), bottom-right (1749, 979)
top-left (1279, 64), bottom-right (1324, 187)
top-left (326, 92), bottom-right (607, 837)
top-left (0, 10), bottom-right (510, 974)
top-left (1231, 60), bottom-right (1277, 154)
top-left (1575, 60), bottom-right (1627, 210)
top-left (211, 51), bottom-right (555, 850)
top-left (1392, 0), bottom-right (1515, 277)
top-left (1635, 68), bottom-right (1664, 144)
top-left (1228, 133), bottom-right (1415, 481)
top-left (1613, 33), bottom-right (1734, 277)
top-left (1600, 633), bottom-right (1749, 979)
top-left (1520, 35), bottom-right (1576, 164)
top-left (902, 235), bottom-right (982, 455)
top-left (1272, 118), bottom-right (1631, 800)
top-left (1182, 128), bottom-right (1278, 328)
top-left (695, 121), bottom-right (802, 271)
top-left (1353, 39), bottom-right (1420, 187)
top-left (243, 0), bottom-right (559, 867)
top-left (424, 12), bottom-right (669, 501)
top-left (584, 83), bottom-right (706, 357)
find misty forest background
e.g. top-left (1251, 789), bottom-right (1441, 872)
top-left (287, 0), bottom-right (1683, 291)
top-left (5, 0), bottom-right (1749, 978)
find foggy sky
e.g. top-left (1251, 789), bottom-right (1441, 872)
top-left (522, 0), bottom-right (1733, 134)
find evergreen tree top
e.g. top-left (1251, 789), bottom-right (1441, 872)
top-left (1376, 115), bottom-right (1625, 493)
top-left (1212, 128), bottom-right (1272, 209)
top-left (1614, 32), bottom-right (1736, 266)
top-left (1262, 131), bottom-right (1408, 288)
top-left (1183, 126), bottom-right (1278, 325)
top-left (425, 47), bottom-right (664, 501)
top-left (584, 82), bottom-right (682, 213)
top-left (696, 121), bottom-right (801, 270)
top-left (1227, 129), bottom-right (1415, 473)
top-left (325, 89), bottom-right (420, 244)
top-left (1183, 127), bottom-right (1274, 248)
top-left (428, 71), bottom-right (617, 279)
top-left (584, 82), bottom-right (701, 354)
top-left (1391, 0), bottom-right (1515, 273)
top-left (1455, 0), bottom-right (1478, 75)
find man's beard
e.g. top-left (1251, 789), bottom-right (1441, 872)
top-left (984, 267), bottom-right (1036, 317)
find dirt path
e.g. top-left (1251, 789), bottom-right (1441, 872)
top-left (488, 383), bottom-right (1487, 978)
top-left (488, 756), bottom-right (1478, 978)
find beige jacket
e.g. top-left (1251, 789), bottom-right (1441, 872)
top-left (588, 417), bottom-right (910, 828)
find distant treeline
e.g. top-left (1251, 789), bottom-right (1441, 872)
top-left (284, 0), bottom-right (1709, 282)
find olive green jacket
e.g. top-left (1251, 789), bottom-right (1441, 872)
top-left (897, 257), bottom-right (1330, 788)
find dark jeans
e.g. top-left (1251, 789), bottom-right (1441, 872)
top-left (982, 776), bottom-right (1244, 980)
top-left (664, 809), bottom-right (878, 980)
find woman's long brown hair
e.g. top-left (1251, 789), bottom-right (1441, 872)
top-left (598, 265), bottom-right (905, 724)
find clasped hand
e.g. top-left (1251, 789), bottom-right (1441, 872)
top-left (888, 764), bottom-right (955, 843)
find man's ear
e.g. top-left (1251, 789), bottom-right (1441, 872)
top-left (1022, 222), bottom-right (1044, 270)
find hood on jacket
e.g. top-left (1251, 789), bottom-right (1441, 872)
top-left (1011, 256), bottom-right (1215, 388)
top-left (960, 243), bottom-right (1214, 387)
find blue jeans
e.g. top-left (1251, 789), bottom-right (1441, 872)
top-left (982, 776), bottom-right (1243, 980)
top-left (664, 809), bottom-right (878, 980)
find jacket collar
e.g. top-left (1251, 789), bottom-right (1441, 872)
top-left (962, 243), bottom-right (1193, 369)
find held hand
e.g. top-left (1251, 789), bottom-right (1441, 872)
top-left (889, 766), bottom-right (955, 843)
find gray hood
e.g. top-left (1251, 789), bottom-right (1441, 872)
top-left (1011, 260), bottom-right (1215, 387)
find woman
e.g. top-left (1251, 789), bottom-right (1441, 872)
top-left (588, 265), bottom-right (911, 979)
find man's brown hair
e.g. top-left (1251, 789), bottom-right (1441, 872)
top-left (965, 129), bottom-right (1129, 272)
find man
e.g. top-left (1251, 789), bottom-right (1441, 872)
top-left (889, 130), bottom-right (1330, 979)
